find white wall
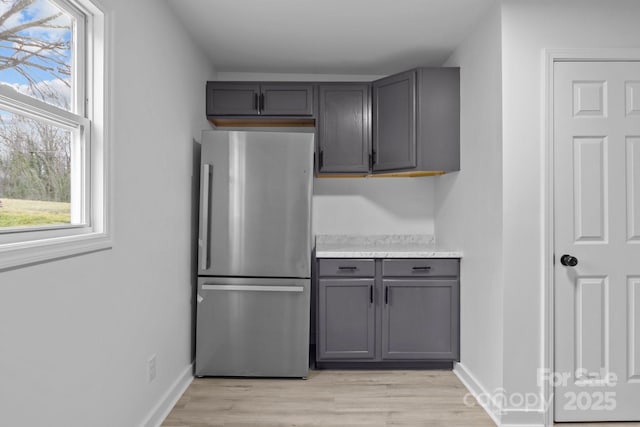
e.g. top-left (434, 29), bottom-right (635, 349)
top-left (216, 71), bottom-right (436, 237)
top-left (499, 0), bottom-right (640, 423)
top-left (314, 177), bottom-right (435, 235)
top-left (0, 1), bottom-right (214, 426)
top-left (436, 3), bottom-right (504, 403)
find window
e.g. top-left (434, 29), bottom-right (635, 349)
top-left (0, 0), bottom-right (109, 269)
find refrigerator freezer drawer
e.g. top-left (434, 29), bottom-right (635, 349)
top-left (195, 277), bottom-right (310, 378)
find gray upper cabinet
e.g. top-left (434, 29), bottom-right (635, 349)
top-left (206, 82), bottom-right (260, 116)
top-left (371, 67), bottom-right (460, 174)
top-left (205, 68), bottom-right (459, 175)
top-left (206, 82), bottom-right (314, 117)
top-left (317, 84), bottom-right (371, 174)
top-left (372, 70), bottom-right (417, 172)
top-left (260, 84), bottom-right (314, 116)
top-left (382, 279), bottom-right (459, 360)
top-left (415, 68), bottom-right (460, 172)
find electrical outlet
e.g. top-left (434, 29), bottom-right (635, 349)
top-left (147, 354), bottom-right (157, 383)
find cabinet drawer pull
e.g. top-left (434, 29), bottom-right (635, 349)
top-left (412, 266), bottom-right (432, 271)
top-left (338, 266), bottom-right (358, 271)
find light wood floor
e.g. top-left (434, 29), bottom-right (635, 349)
top-left (161, 370), bottom-right (640, 427)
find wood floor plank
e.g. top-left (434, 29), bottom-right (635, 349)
top-left (161, 370), bottom-right (495, 427)
top-left (161, 369), bottom-right (640, 427)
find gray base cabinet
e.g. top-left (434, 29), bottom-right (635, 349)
top-left (316, 258), bottom-right (460, 365)
top-left (318, 278), bottom-right (375, 359)
top-left (382, 279), bottom-right (458, 360)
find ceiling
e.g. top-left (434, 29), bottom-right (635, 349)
top-left (166, 0), bottom-right (495, 76)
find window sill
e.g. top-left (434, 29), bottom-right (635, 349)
top-left (0, 232), bottom-right (112, 271)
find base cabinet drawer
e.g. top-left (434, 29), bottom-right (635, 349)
top-left (382, 259), bottom-right (459, 277)
top-left (318, 259), bottom-right (375, 277)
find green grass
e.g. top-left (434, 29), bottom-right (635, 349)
top-left (0, 198), bottom-right (71, 228)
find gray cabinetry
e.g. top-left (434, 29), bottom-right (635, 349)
top-left (371, 67), bottom-right (460, 174)
top-left (372, 70), bottom-right (417, 172)
top-left (415, 68), bottom-right (460, 172)
top-left (260, 84), bottom-right (314, 116)
top-left (206, 82), bottom-right (314, 117)
top-left (315, 257), bottom-right (460, 366)
top-left (317, 84), bottom-right (371, 174)
top-left (318, 278), bottom-right (375, 359)
top-left (206, 83), bottom-right (260, 116)
top-left (382, 279), bottom-right (459, 360)
top-left (205, 68), bottom-right (459, 175)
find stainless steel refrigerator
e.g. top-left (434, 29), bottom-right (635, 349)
top-left (195, 130), bottom-right (313, 378)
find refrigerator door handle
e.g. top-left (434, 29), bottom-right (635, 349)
top-left (201, 284), bottom-right (304, 293)
top-left (199, 163), bottom-right (212, 271)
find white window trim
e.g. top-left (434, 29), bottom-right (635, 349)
top-left (0, 0), bottom-right (112, 270)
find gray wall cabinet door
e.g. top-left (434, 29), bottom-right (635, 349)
top-left (317, 84), bottom-right (371, 174)
top-left (318, 278), bottom-right (375, 360)
top-left (372, 70), bottom-right (417, 172)
top-left (381, 279), bottom-right (459, 360)
top-left (206, 82), bottom-right (260, 116)
top-left (260, 84), bottom-right (314, 116)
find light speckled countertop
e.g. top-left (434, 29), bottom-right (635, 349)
top-left (315, 235), bottom-right (463, 258)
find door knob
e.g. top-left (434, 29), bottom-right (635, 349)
top-left (560, 254), bottom-right (578, 267)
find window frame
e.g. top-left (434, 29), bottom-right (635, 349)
top-left (0, 0), bottom-right (111, 270)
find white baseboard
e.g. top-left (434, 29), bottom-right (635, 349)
top-left (454, 362), bottom-right (546, 427)
top-left (140, 363), bottom-right (193, 427)
top-left (453, 362), bottom-right (501, 426)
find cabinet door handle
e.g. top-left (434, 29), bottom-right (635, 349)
top-left (259, 93), bottom-right (265, 112)
top-left (384, 286), bottom-right (389, 304)
top-left (412, 266), bottom-right (432, 271)
top-left (370, 285), bottom-right (373, 304)
top-left (371, 149), bottom-right (377, 165)
top-left (253, 93), bottom-right (258, 112)
top-left (319, 150), bottom-right (324, 169)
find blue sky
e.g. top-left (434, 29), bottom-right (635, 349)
top-left (0, 0), bottom-right (72, 104)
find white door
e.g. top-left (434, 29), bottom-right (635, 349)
top-left (554, 61), bottom-right (640, 421)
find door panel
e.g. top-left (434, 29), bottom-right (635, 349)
top-left (554, 61), bottom-right (640, 421)
top-left (372, 70), bottom-right (417, 172)
top-left (381, 279), bottom-right (458, 360)
top-left (628, 277), bottom-right (640, 381)
top-left (574, 276), bottom-right (609, 380)
top-left (317, 84), bottom-right (371, 173)
top-left (260, 84), bottom-right (314, 116)
top-left (627, 137), bottom-right (640, 241)
top-left (206, 83), bottom-right (260, 115)
top-left (317, 279), bottom-right (375, 360)
top-left (573, 136), bottom-right (608, 242)
top-left (199, 131), bottom-right (314, 278)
